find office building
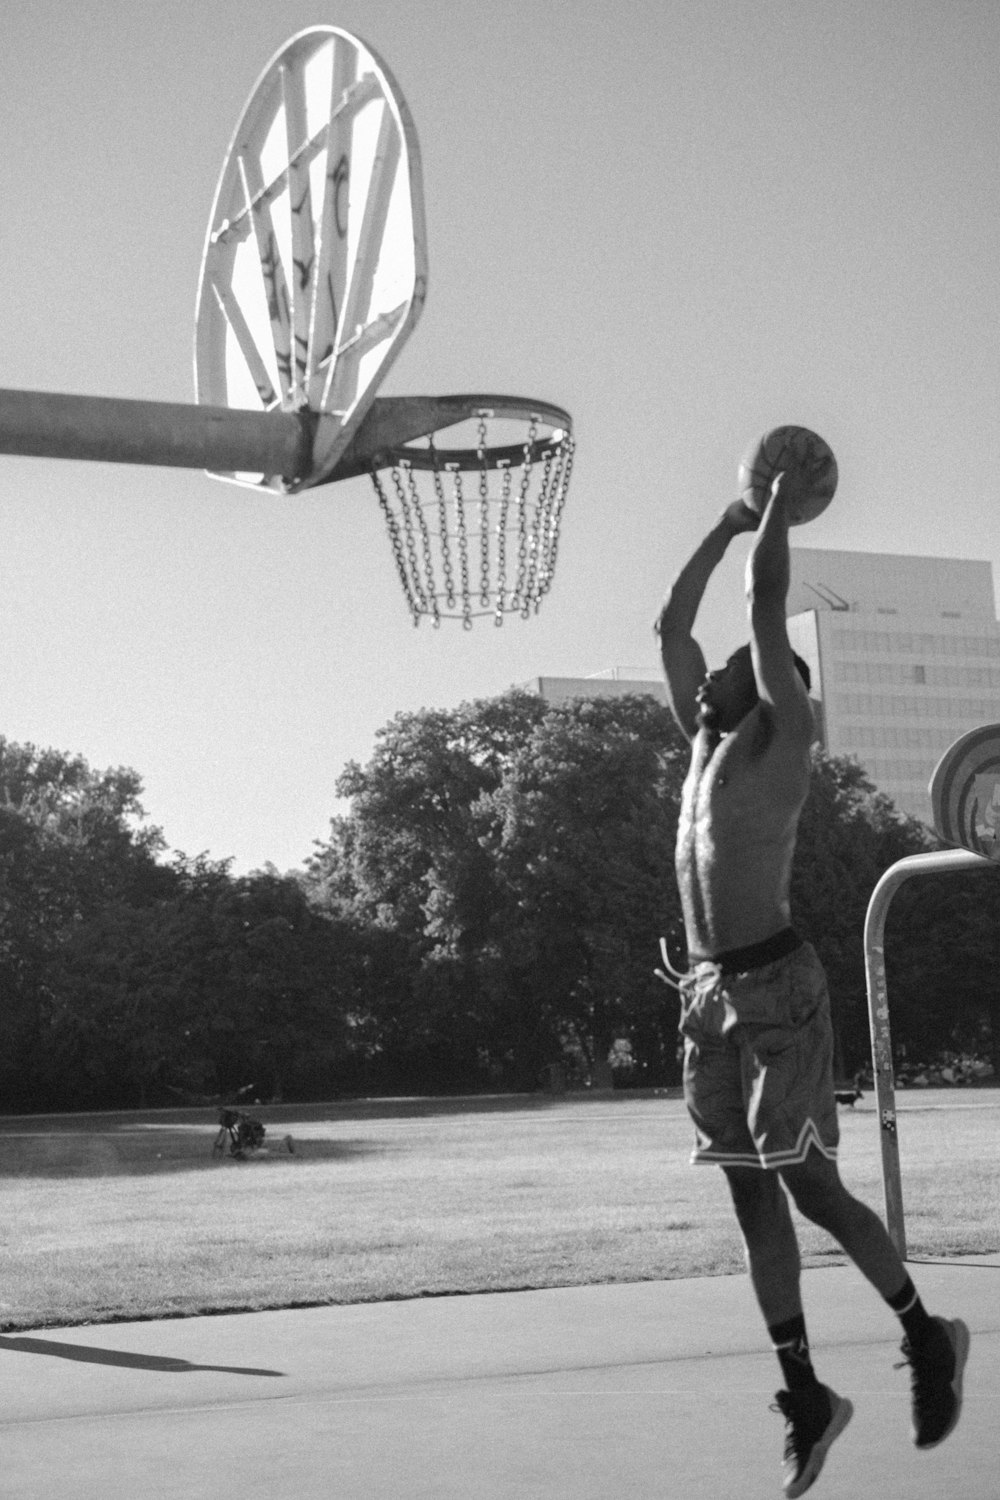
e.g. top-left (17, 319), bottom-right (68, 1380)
top-left (787, 548), bottom-right (1000, 826)
top-left (522, 670), bottom-right (667, 709)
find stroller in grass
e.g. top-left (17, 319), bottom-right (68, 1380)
top-left (212, 1089), bottom-right (295, 1160)
top-left (213, 1107), bottom-right (267, 1159)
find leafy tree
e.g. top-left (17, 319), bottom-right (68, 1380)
top-left (308, 691), bottom-right (689, 1089)
top-left (43, 898), bottom-right (191, 1108)
top-left (0, 738), bottom-right (169, 1108)
top-left (189, 869), bottom-right (348, 1101)
top-left (0, 739), bottom-right (362, 1109)
top-left (314, 692), bottom-right (549, 928)
top-left (475, 695), bottom-right (687, 1086)
top-left (42, 856), bottom-right (362, 1109)
top-left (307, 692), bottom-right (552, 1088)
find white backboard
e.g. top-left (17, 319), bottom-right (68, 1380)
top-left (194, 27), bottom-right (427, 491)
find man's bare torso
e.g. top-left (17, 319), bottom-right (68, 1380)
top-left (675, 705), bottom-right (810, 959)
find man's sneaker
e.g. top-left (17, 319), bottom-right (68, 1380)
top-left (772, 1383), bottom-right (853, 1497)
top-left (897, 1315), bottom-right (970, 1449)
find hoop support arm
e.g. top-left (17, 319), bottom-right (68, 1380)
top-left (0, 388), bottom-right (572, 496)
top-left (0, 389), bottom-right (312, 483)
top-left (863, 846), bottom-right (997, 1257)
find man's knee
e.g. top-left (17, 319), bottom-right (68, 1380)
top-left (781, 1152), bottom-right (849, 1226)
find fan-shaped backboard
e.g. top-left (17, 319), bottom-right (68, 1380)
top-left (195, 27), bottom-right (427, 491)
top-left (929, 722), bottom-right (1000, 861)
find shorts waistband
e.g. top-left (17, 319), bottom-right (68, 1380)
top-left (693, 927), bottom-right (803, 976)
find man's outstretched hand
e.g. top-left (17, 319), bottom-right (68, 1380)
top-left (721, 497), bottom-right (761, 533)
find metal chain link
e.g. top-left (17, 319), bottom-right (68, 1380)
top-left (451, 465), bottom-right (473, 629)
top-left (370, 465), bottom-right (419, 625)
top-left (404, 461), bottom-right (440, 626)
top-left (513, 417), bottom-right (538, 615)
top-left (538, 433), bottom-right (574, 600)
top-left (391, 462), bottom-right (427, 614)
top-left (494, 460), bottom-right (512, 626)
top-left (527, 445), bottom-right (556, 599)
top-left (477, 413), bottom-right (491, 607)
top-left (430, 445), bottom-right (456, 611)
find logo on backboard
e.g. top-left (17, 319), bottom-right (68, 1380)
top-left (972, 774), bottom-right (1000, 855)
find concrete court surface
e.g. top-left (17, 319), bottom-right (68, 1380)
top-left (2, 1259), bottom-right (997, 1500)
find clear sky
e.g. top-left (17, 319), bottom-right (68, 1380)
top-left (3, 0), bottom-right (999, 871)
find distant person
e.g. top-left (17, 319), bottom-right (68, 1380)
top-left (654, 474), bottom-right (969, 1497)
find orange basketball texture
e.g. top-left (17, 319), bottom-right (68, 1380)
top-left (737, 426), bottom-right (838, 524)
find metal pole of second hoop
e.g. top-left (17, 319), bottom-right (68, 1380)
top-left (863, 846), bottom-right (995, 1258)
top-left (0, 389), bottom-right (310, 481)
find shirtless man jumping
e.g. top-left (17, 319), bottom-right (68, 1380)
top-left (655, 475), bottom-right (969, 1497)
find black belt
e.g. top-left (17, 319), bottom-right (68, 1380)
top-left (694, 927), bottom-right (803, 976)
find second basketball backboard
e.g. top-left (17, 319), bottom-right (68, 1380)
top-left (194, 27), bottom-right (427, 491)
top-left (930, 722), bottom-right (1000, 861)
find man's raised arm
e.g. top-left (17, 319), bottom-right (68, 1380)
top-left (746, 474), bottom-right (812, 726)
top-left (655, 501), bottom-right (757, 739)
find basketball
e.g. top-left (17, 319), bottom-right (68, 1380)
top-left (737, 425), bottom-right (838, 525)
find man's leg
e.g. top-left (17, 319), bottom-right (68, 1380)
top-left (723, 1165), bottom-right (803, 1325)
top-left (779, 1151), bottom-right (904, 1294)
top-left (722, 1166), bottom-right (853, 1497)
top-left (780, 1150), bottom-right (970, 1449)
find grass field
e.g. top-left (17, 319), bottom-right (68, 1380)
top-left (2, 1089), bottom-right (998, 1331)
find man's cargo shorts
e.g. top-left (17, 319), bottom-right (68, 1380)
top-left (678, 938), bottom-right (839, 1169)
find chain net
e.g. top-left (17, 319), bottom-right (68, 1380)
top-left (370, 411), bottom-right (575, 627)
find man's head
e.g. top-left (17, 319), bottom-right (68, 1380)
top-left (695, 643), bottom-right (811, 732)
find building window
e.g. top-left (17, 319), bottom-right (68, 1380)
top-left (913, 665), bottom-right (926, 684)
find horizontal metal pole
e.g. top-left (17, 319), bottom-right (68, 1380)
top-left (0, 389), bottom-right (311, 480)
top-left (0, 388), bottom-right (575, 491)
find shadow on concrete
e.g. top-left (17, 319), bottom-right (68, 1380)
top-left (0, 1333), bottom-right (284, 1375)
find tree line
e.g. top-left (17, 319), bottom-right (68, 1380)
top-left (1, 694), bottom-right (997, 1112)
